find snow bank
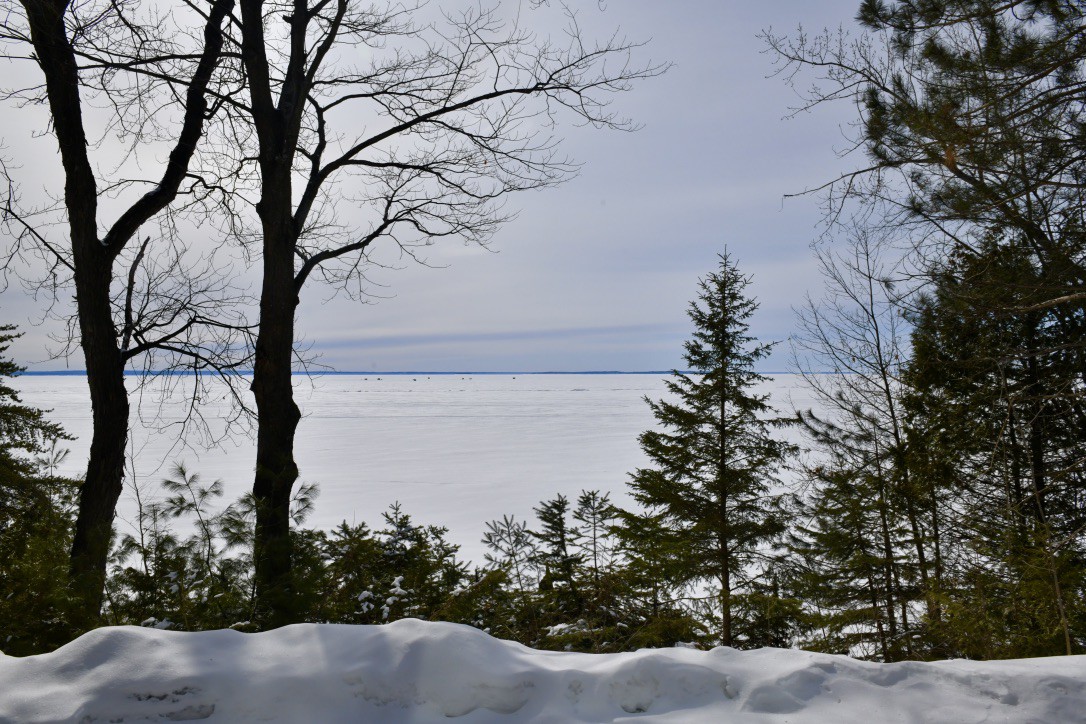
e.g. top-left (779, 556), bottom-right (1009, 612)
top-left (1, 619), bottom-right (1083, 723)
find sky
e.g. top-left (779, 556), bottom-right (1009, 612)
top-left (1, 0), bottom-right (863, 372)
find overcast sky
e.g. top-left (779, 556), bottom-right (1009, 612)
top-left (2, 0), bottom-right (863, 372)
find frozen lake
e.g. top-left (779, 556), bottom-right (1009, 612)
top-left (13, 373), bottom-right (818, 565)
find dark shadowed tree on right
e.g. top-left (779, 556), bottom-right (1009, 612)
top-left (766, 0), bottom-right (1086, 658)
top-left (903, 237), bottom-right (1086, 657)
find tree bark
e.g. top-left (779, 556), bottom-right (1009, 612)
top-left (874, 469), bottom-right (900, 659)
top-left (22, 0), bottom-right (129, 629)
top-left (68, 271), bottom-right (129, 628)
top-left (239, 0), bottom-right (307, 627)
top-left (22, 0), bottom-right (233, 628)
top-left (720, 550), bottom-right (732, 647)
top-left (250, 186), bottom-right (302, 628)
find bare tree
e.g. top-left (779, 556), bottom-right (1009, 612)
top-left (0, 0), bottom-right (244, 628)
top-left (214, 0), bottom-right (666, 625)
top-left (791, 231), bottom-right (940, 658)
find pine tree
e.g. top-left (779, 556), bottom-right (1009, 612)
top-left (0, 325), bottom-right (80, 654)
top-left (482, 515), bottom-right (538, 592)
top-left (903, 238), bottom-right (1086, 657)
top-left (618, 253), bottom-right (794, 647)
top-left (571, 490), bottom-right (617, 585)
top-left (531, 495), bottom-right (583, 596)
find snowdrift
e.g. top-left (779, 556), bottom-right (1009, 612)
top-left (1, 619), bottom-right (1083, 723)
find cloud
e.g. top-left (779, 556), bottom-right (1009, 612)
top-left (2, 0), bottom-right (861, 373)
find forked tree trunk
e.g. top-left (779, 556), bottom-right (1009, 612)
top-left (22, 0), bottom-right (230, 629)
top-left (24, 1), bottom-right (129, 629)
top-left (238, 0), bottom-right (316, 627)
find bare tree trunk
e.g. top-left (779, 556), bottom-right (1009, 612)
top-left (238, 0), bottom-right (307, 627)
top-left (69, 285), bottom-right (129, 627)
top-left (720, 547), bottom-right (732, 647)
top-left (867, 573), bottom-right (889, 661)
top-left (1045, 538), bottom-right (1074, 656)
top-left (20, 0), bottom-right (233, 629)
top-left (1026, 362), bottom-right (1048, 523)
top-left (875, 471), bottom-right (900, 659)
top-left (22, 1), bottom-right (128, 628)
top-left (929, 492), bottom-right (944, 624)
top-left (866, 245), bottom-right (934, 631)
top-left (250, 191), bottom-right (302, 628)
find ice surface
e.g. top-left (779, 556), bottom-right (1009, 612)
top-left (1, 619), bottom-right (1083, 723)
top-left (11, 374), bottom-right (819, 564)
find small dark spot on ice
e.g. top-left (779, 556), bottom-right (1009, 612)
top-left (165, 703), bottom-right (215, 720)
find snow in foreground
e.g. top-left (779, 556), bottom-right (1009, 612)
top-left (1, 620), bottom-right (1083, 723)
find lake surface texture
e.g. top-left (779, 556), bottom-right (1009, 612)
top-left (14, 374), bottom-right (815, 564)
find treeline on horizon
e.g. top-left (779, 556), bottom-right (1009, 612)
top-left (2, 0), bottom-right (1085, 661)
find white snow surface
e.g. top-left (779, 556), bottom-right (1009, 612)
top-left (11, 374), bottom-right (818, 564)
top-left (2, 620), bottom-right (1083, 723)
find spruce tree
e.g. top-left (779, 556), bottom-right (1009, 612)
top-left (531, 495), bottom-right (583, 595)
top-left (788, 461), bottom-right (909, 660)
top-left (903, 238), bottom-right (1086, 657)
top-left (619, 253), bottom-right (793, 647)
top-left (0, 325), bottom-right (79, 654)
top-left (571, 490), bottom-right (617, 585)
top-left (0, 326), bottom-right (69, 500)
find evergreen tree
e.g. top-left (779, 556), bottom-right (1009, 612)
top-left (531, 495), bottom-right (583, 598)
top-left (479, 493), bottom-right (697, 653)
top-left (0, 325), bottom-right (79, 654)
top-left (373, 503), bottom-right (468, 622)
top-left (789, 234), bottom-right (941, 660)
top-left (770, 0), bottom-right (1086, 438)
top-left (571, 490), bottom-right (617, 585)
top-left (904, 238), bottom-right (1086, 657)
top-left (0, 326), bottom-right (71, 518)
top-left (482, 515), bottom-right (539, 592)
top-left (769, 0), bottom-right (1086, 659)
top-left (735, 559), bottom-right (806, 650)
top-left (619, 253), bottom-right (794, 647)
top-left (788, 462), bottom-right (910, 660)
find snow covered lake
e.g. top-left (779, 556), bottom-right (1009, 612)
top-left (13, 373), bottom-right (818, 565)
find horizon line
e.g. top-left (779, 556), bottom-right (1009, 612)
top-left (16, 369), bottom-right (820, 376)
